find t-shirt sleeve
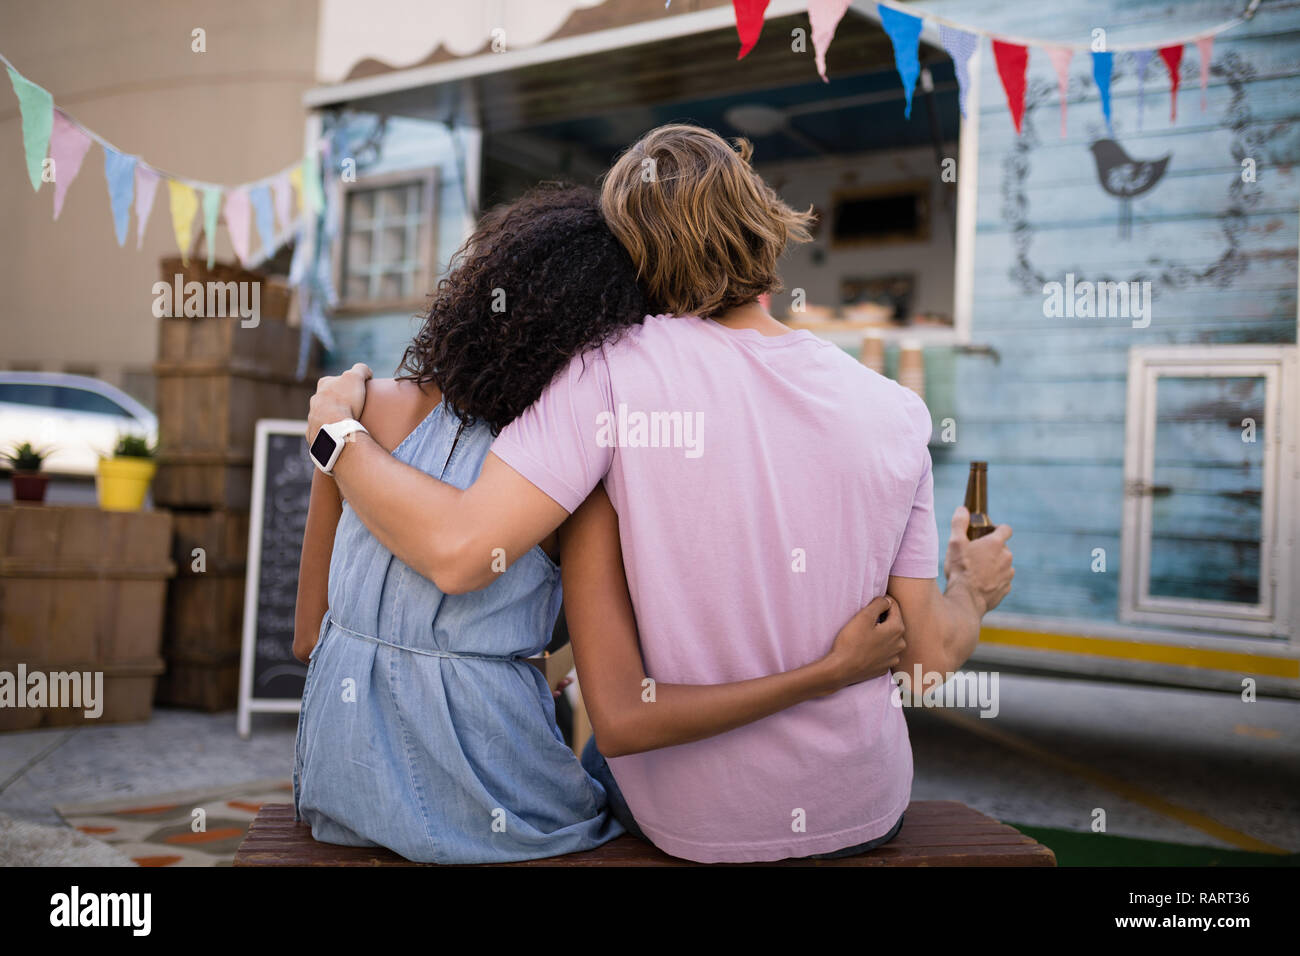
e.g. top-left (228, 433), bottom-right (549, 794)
top-left (490, 348), bottom-right (615, 514)
top-left (890, 389), bottom-right (940, 579)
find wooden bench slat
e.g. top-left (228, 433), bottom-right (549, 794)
top-left (235, 802), bottom-right (1055, 867)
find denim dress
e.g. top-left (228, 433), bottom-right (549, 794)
top-left (293, 401), bottom-right (622, 863)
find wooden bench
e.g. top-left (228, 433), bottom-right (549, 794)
top-left (234, 801), bottom-right (1056, 866)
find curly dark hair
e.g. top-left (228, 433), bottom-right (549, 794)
top-left (398, 184), bottom-right (651, 434)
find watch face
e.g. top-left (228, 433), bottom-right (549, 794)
top-left (310, 428), bottom-right (338, 468)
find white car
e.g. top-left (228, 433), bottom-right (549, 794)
top-left (0, 372), bottom-right (158, 477)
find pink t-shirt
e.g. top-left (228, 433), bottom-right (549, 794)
top-left (492, 314), bottom-right (938, 862)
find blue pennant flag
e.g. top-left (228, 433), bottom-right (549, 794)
top-left (939, 25), bottom-right (978, 118)
top-left (102, 146), bottom-right (136, 247)
top-left (878, 4), bottom-right (924, 118)
top-left (250, 183), bottom-right (276, 255)
top-left (1093, 51), bottom-right (1114, 133)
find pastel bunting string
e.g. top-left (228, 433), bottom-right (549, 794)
top-left (1, 49), bottom-right (326, 267)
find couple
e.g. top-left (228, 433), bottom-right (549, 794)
top-left (293, 124), bottom-right (1014, 864)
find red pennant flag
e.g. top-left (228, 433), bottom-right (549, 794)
top-left (1159, 44), bottom-right (1183, 122)
top-left (992, 40), bottom-right (1029, 135)
top-left (733, 0), bottom-right (770, 59)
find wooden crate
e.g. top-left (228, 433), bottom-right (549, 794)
top-left (0, 505), bottom-right (174, 729)
top-left (155, 509), bottom-right (248, 711)
top-left (154, 368), bottom-right (314, 460)
top-left (153, 451), bottom-right (253, 510)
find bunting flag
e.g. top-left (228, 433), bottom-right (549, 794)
top-left (302, 154), bottom-right (326, 216)
top-left (48, 111), bottom-right (93, 220)
top-left (201, 186), bottom-right (222, 268)
top-left (1092, 51), bottom-right (1114, 134)
top-left (1046, 47), bottom-right (1073, 139)
top-left (167, 179), bottom-right (199, 265)
top-left (271, 171), bottom-right (294, 231)
top-left (809, 0), bottom-right (850, 82)
top-left (939, 25), bottom-right (977, 118)
top-left (7, 66), bottom-right (53, 191)
top-left (102, 147), bottom-right (135, 246)
top-left (1134, 49), bottom-right (1155, 130)
top-left (1159, 44), bottom-right (1184, 122)
top-left (1196, 35), bottom-right (1213, 111)
top-left (134, 164), bottom-right (160, 249)
top-left (992, 40), bottom-right (1029, 135)
top-left (288, 164), bottom-right (304, 214)
top-left (250, 183), bottom-right (276, 255)
top-left (878, 4), bottom-right (924, 119)
top-left (224, 187), bottom-right (252, 264)
top-left (732, 0), bottom-right (770, 59)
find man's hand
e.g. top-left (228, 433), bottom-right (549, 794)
top-left (307, 363), bottom-right (373, 445)
top-left (943, 506), bottom-right (1014, 615)
top-left (821, 595), bottom-right (906, 692)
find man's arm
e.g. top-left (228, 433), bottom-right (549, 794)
top-left (561, 485), bottom-right (907, 758)
top-left (888, 506), bottom-right (1014, 684)
top-left (308, 365), bottom-right (568, 594)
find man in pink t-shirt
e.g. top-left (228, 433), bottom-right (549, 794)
top-left (306, 125), bottom-right (1014, 862)
top-left (490, 311), bottom-right (938, 860)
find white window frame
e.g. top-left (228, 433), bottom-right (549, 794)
top-left (1120, 345), bottom-right (1297, 639)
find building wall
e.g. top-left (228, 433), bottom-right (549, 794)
top-left (925, 0), bottom-right (1300, 627)
top-left (0, 0), bottom-right (319, 405)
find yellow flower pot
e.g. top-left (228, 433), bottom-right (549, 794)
top-left (96, 457), bottom-right (157, 512)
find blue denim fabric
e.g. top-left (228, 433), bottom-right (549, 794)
top-left (580, 737), bottom-right (904, 860)
top-left (293, 402), bottom-right (622, 863)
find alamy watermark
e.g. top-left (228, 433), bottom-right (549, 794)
top-left (892, 665), bottom-right (1000, 718)
top-left (152, 273), bottom-right (260, 328)
top-left (595, 404), bottom-right (704, 459)
top-left (1042, 273), bottom-right (1151, 329)
top-left (0, 664), bottom-right (103, 718)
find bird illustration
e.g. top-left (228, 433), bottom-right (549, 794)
top-left (1089, 139), bottom-right (1171, 239)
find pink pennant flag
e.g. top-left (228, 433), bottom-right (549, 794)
top-left (271, 172), bottom-right (294, 231)
top-left (1046, 47), bottom-right (1073, 139)
top-left (134, 165), bottom-right (161, 249)
top-left (224, 187), bottom-right (252, 265)
top-left (48, 111), bottom-right (94, 220)
top-left (1196, 35), bottom-right (1213, 111)
top-left (809, 0), bottom-right (850, 81)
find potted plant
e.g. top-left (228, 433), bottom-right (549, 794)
top-left (4, 441), bottom-right (52, 503)
top-left (96, 434), bottom-right (158, 512)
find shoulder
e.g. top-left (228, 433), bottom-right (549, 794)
top-left (360, 377), bottom-right (443, 451)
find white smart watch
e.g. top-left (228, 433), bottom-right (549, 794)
top-left (309, 419), bottom-right (368, 475)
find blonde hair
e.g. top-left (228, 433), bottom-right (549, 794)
top-left (600, 124), bottom-right (814, 318)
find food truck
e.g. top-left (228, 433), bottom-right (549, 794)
top-left (302, 0), bottom-right (1299, 697)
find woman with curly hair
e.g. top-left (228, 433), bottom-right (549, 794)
top-left (291, 183), bottom-right (904, 864)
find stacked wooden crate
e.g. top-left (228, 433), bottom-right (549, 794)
top-left (0, 505), bottom-right (174, 728)
top-left (152, 258), bottom-right (316, 710)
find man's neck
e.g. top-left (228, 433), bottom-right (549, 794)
top-left (711, 301), bottom-right (791, 337)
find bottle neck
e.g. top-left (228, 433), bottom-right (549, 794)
top-left (965, 469), bottom-right (987, 513)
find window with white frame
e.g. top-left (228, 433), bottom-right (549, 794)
top-left (335, 170), bottom-right (438, 309)
top-left (1120, 346), bottom-right (1297, 638)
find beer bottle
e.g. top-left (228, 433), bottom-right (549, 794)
top-left (964, 461), bottom-right (995, 540)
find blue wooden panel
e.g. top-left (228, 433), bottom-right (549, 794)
top-left (920, 0), bottom-right (1300, 627)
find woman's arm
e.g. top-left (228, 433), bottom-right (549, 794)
top-left (293, 469), bottom-right (343, 662)
top-left (559, 484), bottom-right (905, 758)
top-left (292, 377), bottom-right (444, 662)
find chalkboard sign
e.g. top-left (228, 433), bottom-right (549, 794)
top-left (238, 419), bottom-right (313, 737)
